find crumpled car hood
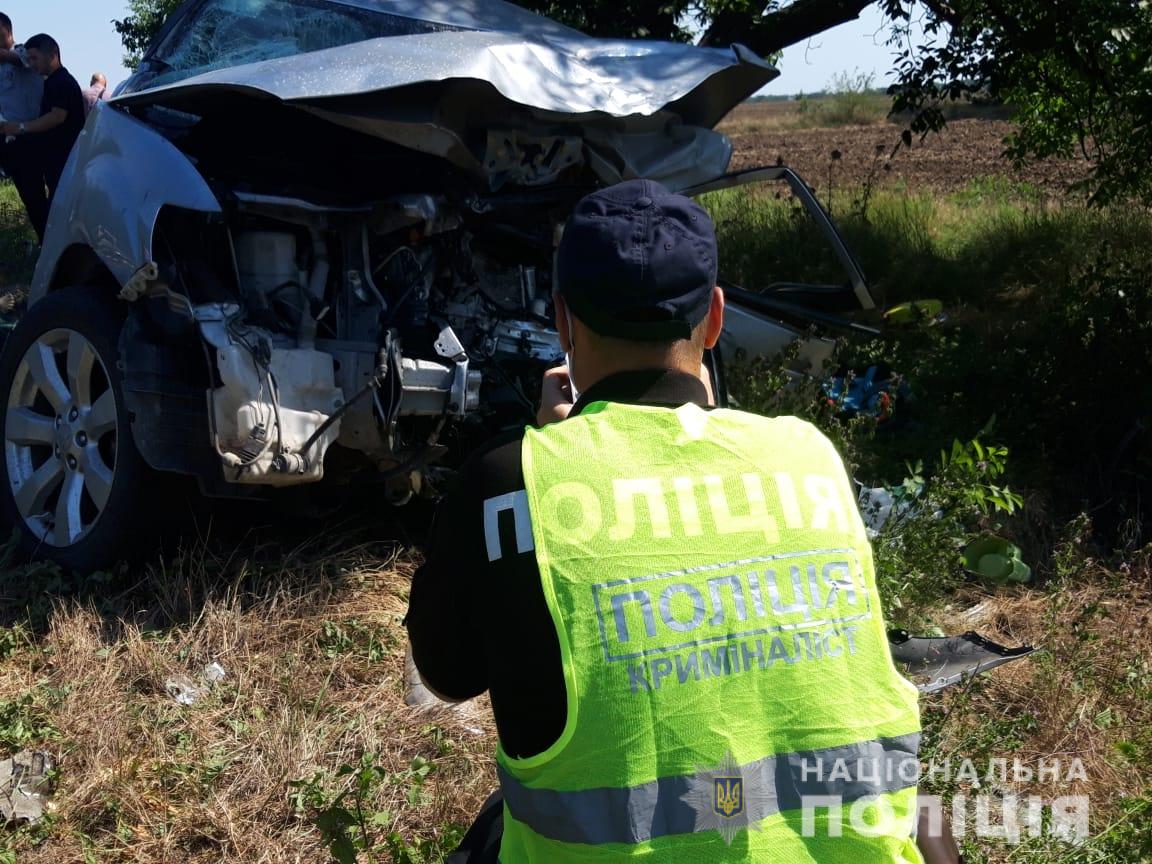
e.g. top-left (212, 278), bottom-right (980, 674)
top-left (113, 0), bottom-right (776, 190)
top-left (116, 30), bottom-right (775, 129)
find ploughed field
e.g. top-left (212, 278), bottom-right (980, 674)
top-left (717, 103), bottom-right (1092, 196)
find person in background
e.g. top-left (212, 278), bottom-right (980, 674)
top-left (0, 34), bottom-right (83, 243)
top-left (82, 71), bottom-right (108, 116)
top-left (0, 12), bottom-right (45, 243)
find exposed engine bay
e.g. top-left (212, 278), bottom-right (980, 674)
top-left (96, 93), bottom-right (872, 505)
top-left (173, 186), bottom-right (571, 498)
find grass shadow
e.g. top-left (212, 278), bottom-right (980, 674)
top-left (0, 488), bottom-right (436, 635)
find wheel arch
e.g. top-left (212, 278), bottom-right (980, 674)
top-left (42, 244), bottom-right (121, 296)
top-left (30, 105), bottom-right (221, 306)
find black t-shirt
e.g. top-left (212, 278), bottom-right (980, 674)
top-left (405, 370), bottom-right (710, 758)
top-left (39, 66), bottom-right (84, 163)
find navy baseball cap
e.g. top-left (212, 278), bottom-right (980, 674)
top-left (556, 179), bottom-right (718, 341)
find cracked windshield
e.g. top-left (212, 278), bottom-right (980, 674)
top-left (151, 0), bottom-right (465, 85)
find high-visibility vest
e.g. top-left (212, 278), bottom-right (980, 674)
top-left (499, 401), bottom-right (923, 863)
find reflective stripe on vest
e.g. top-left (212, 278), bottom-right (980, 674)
top-left (499, 732), bottom-right (920, 846)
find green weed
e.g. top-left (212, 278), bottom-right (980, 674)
top-left (290, 753), bottom-right (457, 864)
top-left (0, 692), bottom-right (59, 752)
top-left (0, 624), bottom-right (30, 661)
top-left (318, 619), bottom-right (396, 662)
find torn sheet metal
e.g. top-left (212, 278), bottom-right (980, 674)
top-left (889, 630), bottom-right (1039, 693)
top-left (0, 750), bottom-right (55, 825)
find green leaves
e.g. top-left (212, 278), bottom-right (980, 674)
top-left (937, 436), bottom-right (1024, 517)
top-left (112, 0), bottom-right (183, 70)
top-left (0, 626), bottom-right (28, 662)
top-left (289, 754), bottom-right (444, 863)
top-left (0, 693), bottom-right (59, 752)
top-left (888, 0), bottom-right (1152, 206)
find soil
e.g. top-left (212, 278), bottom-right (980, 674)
top-left (718, 113), bottom-right (1093, 198)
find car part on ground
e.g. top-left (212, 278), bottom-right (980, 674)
top-left (0, 749), bottom-right (55, 826)
top-left (888, 630), bottom-right (1039, 693)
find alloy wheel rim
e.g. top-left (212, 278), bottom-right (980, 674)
top-left (5, 328), bottom-right (117, 548)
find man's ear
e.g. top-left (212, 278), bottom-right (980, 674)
top-left (553, 292), bottom-right (572, 353)
top-left (702, 285), bottom-right (725, 350)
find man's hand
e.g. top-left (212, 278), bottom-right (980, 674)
top-left (537, 365), bottom-right (575, 427)
top-left (9, 109), bottom-right (68, 138)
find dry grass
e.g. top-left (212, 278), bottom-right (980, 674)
top-left (931, 586), bottom-right (1149, 796)
top-left (2, 521), bottom-right (1147, 862)
top-left (0, 524), bottom-right (495, 862)
top-left (917, 548), bottom-right (1152, 862)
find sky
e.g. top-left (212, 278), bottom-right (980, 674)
top-left (759, 4), bottom-right (917, 96)
top-left (0, 0), bottom-right (913, 96)
top-left (2, 0), bottom-right (134, 89)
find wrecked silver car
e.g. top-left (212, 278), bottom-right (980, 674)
top-left (0, 0), bottom-right (878, 569)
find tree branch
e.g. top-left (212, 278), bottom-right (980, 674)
top-left (698, 0), bottom-right (877, 57)
top-left (917, 0), bottom-right (963, 29)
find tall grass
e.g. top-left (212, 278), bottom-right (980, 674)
top-left (720, 75), bottom-right (892, 135)
top-left (706, 179), bottom-right (1152, 548)
top-left (706, 178), bottom-right (1152, 309)
top-left (794, 71), bottom-right (891, 128)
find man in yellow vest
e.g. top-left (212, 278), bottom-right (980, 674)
top-left (407, 180), bottom-right (959, 863)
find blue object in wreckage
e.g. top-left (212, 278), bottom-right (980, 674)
top-left (824, 365), bottom-right (896, 420)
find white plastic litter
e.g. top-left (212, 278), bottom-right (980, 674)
top-left (165, 674), bottom-right (205, 706)
top-left (165, 662), bottom-right (228, 705)
top-left (858, 485), bottom-right (898, 534)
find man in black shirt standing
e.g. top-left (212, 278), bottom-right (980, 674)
top-left (0, 33), bottom-right (84, 243)
top-left (0, 12), bottom-right (45, 248)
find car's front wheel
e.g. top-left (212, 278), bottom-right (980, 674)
top-left (0, 286), bottom-right (152, 572)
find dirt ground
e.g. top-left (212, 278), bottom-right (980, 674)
top-left (718, 106), bottom-right (1093, 197)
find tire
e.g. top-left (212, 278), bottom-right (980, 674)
top-left (0, 286), bottom-right (154, 572)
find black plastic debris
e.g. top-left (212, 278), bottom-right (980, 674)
top-left (888, 630), bottom-right (1039, 693)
